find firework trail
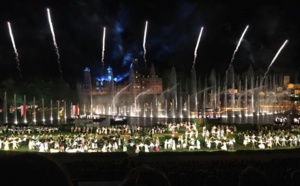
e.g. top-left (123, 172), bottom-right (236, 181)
top-left (192, 26), bottom-right (204, 67)
top-left (7, 22), bottom-right (22, 78)
top-left (47, 8), bottom-right (63, 79)
top-left (143, 21), bottom-right (148, 67)
top-left (224, 25), bottom-right (249, 87)
top-left (261, 40), bottom-right (288, 86)
top-left (101, 27), bottom-right (106, 67)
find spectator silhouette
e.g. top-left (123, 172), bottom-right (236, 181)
top-left (239, 165), bottom-right (268, 186)
top-left (204, 175), bottom-right (221, 186)
top-left (0, 153), bottom-right (73, 186)
top-left (119, 165), bottom-right (171, 186)
top-left (290, 169), bottom-right (300, 186)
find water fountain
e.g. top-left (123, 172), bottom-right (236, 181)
top-left (133, 89), bottom-right (151, 117)
top-left (92, 62), bottom-right (292, 125)
top-left (3, 92), bottom-right (8, 124)
top-left (23, 95), bottom-right (27, 123)
top-left (209, 69), bottom-right (217, 112)
top-left (64, 100), bottom-right (67, 123)
top-left (42, 98), bottom-right (45, 124)
top-left (0, 64), bottom-right (293, 126)
top-left (191, 66), bottom-right (197, 118)
top-left (50, 99), bottom-right (53, 124)
top-left (170, 67), bottom-right (178, 110)
top-left (159, 85), bottom-right (179, 117)
top-left (33, 97), bottom-right (36, 124)
top-left (14, 93), bottom-right (17, 124)
top-left (57, 100), bottom-right (60, 124)
top-left (111, 83), bottom-right (132, 116)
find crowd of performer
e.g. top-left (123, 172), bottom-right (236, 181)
top-left (240, 124), bottom-right (300, 149)
top-left (0, 121), bottom-right (300, 153)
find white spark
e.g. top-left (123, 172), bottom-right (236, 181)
top-left (47, 8), bottom-right (63, 78)
top-left (224, 25), bottom-right (249, 87)
top-left (101, 27), bottom-right (106, 66)
top-left (143, 21), bottom-right (148, 67)
top-left (262, 40), bottom-right (288, 86)
top-left (193, 26), bottom-right (204, 67)
top-left (7, 22), bottom-right (21, 77)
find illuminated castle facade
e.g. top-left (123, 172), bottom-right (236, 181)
top-left (79, 63), bottom-right (163, 111)
top-left (82, 63), bottom-right (162, 96)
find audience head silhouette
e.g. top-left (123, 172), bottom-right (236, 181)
top-left (239, 165), bottom-right (268, 186)
top-left (204, 175), bottom-right (221, 186)
top-left (290, 169), bottom-right (300, 186)
top-left (120, 165), bottom-right (171, 186)
top-left (0, 153), bottom-right (73, 186)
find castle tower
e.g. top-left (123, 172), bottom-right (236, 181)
top-left (283, 75), bottom-right (290, 88)
top-left (80, 67), bottom-right (93, 112)
top-left (107, 66), bottom-right (114, 93)
top-left (83, 67), bottom-right (92, 92)
top-left (149, 63), bottom-right (156, 78)
top-left (129, 63), bottom-right (135, 93)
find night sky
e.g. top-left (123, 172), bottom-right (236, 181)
top-left (0, 0), bottom-right (299, 87)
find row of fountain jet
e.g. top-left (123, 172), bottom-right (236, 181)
top-left (90, 65), bottom-right (292, 119)
top-left (0, 66), bottom-right (292, 124)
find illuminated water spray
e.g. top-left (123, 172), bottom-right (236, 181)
top-left (224, 25), bottom-right (249, 86)
top-left (192, 26), bottom-right (204, 67)
top-left (101, 27), bottom-right (106, 67)
top-left (143, 21), bottom-right (148, 67)
top-left (7, 22), bottom-right (22, 78)
top-left (261, 40), bottom-right (288, 86)
top-left (47, 8), bottom-right (63, 79)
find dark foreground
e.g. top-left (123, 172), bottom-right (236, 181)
top-left (1, 149), bottom-right (300, 186)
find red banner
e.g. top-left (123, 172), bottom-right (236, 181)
top-left (72, 105), bottom-right (79, 116)
top-left (21, 105), bottom-right (26, 117)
